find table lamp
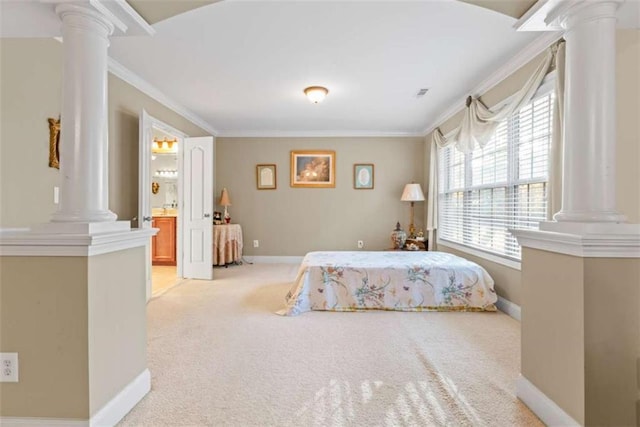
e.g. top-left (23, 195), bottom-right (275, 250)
top-left (401, 183), bottom-right (425, 238)
top-left (219, 188), bottom-right (231, 223)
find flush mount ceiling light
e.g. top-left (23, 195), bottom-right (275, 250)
top-left (304, 86), bottom-right (329, 104)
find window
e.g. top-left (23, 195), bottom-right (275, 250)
top-left (438, 90), bottom-right (555, 260)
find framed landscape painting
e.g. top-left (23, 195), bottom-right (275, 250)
top-left (290, 150), bottom-right (335, 188)
top-left (353, 164), bottom-right (374, 189)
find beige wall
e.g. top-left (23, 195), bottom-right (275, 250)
top-left (520, 248), bottom-right (640, 426)
top-left (88, 247), bottom-right (147, 414)
top-left (616, 30), bottom-right (640, 225)
top-left (520, 248), bottom-right (585, 424)
top-left (584, 257), bottom-right (640, 427)
top-left (0, 38), bottom-right (209, 228)
top-left (0, 39), bottom-right (63, 228)
top-left (0, 247), bottom-right (148, 419)
top-left (0, 256), bottom-right (90, 418)
top-left (216, 137), bottom-right (426, 256)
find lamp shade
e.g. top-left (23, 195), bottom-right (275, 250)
top-left (219, 188), bottom-right (231, 206)
top-left (401, 183), bottom-right (425, 202)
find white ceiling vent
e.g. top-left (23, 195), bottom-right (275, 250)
top-left (416, 88), bottom-right (429, 98)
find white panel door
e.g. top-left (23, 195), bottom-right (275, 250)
top-left (183, 136), bottom-right (214, 280)
top-left (138, 109), bottom-right (153, 300)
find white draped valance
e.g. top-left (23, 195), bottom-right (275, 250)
top-left (426, 41), bottom-right (565, 250)
top-left (432, 42), bottom-right (562, 153)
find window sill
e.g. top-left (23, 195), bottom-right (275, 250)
top-left (436, 239), bottom-right (522, 271)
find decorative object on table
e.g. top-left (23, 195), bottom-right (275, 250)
top-left (213, 211), bottom-right (222, 225)
top-left (401, 182), bottom-right (426, 238)
top-left (405, 238), bottom-right (427, 251)
top-left (353, 164), bottom-right (374, 189)
top-left (390, 222), bottom-right (407, 250)
top-left (290, 150), bottom-right (335, 188)
top-left (151, 181), bottom-right (160, 194)
top-left (219, 187), bottom-right (232, 223)
top-left (48, 116), bottom-right (61, 169)
top-left (406, 242), bottom-right (420, 251)
top-left (256, 164), bottom-right (277, 190)
top-left (303, 86), bottom-right (329, 104)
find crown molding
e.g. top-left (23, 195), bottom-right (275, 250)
top-left (108, 58), bottom-right (219, 136)
top-left (217, 130), bottom-right (425, 138)
top-left (88, 0), bottom-right (155, 36)
top-left (421, 31), bottom-right (563, 136)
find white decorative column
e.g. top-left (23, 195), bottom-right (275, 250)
top-left (51, 3), bottom-right (117, 224)
top-left (550, 0), bottom-right (626, 225)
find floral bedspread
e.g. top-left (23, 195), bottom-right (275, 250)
top-left (278, 251), bottom-right (497, 316)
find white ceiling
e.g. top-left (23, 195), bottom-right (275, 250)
top-left (3, 1), bottom-right (637, 136)
top-left (108, 0), bottom-right (540, 136)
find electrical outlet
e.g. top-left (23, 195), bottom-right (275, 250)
top-left (0, 353), bottom-right (18, 382)
top-left (253, 240), bottom-right (259, 248)
top-left (357, 240), bottom-right (364, 249)
top-left (53, 186), bottom-right (59, 204)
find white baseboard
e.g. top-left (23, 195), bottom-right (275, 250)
top-left (0, 369), bottom-right (150, 427)
top-left (516, 374), bottom-right (580, 426)
top-left (90, 368), bottom-right (150, 426)
top-left (496, 295), bottom-right (521, 321)
top-left (246, 256), bottom-right (304, 264)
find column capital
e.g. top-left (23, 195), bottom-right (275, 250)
top-left (515, 0), bottom-right (624, 32)
top-left (548, 0), bottom-right (623, 31)
top-left (55, 2), bottom-right (115, 38)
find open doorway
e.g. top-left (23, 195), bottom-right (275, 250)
top-left (150, 127), bottom-right (181, 295)
top-left (139, 110), bottom-right (215, 301)
top-left (139, 110), bottom-right (187, 300)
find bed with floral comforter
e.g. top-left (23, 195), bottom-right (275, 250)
top-left (278, 251), bottom-right (497, 316)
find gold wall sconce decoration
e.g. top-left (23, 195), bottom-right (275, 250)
top-left (48, 117), bottom-right (61, 169)
top-left (152, 181), bottom-right (160, 194)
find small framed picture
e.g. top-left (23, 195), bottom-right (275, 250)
top-left (290, 150), bottom-right (336, 188)
top-left (257, 164), bottom-right (277, 190)
top-left (353, 164), bottom-right (374, 189)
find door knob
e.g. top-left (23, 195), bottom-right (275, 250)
top-left (204, 213), bottom-right (211, 218)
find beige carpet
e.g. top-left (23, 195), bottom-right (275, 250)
top-left (120, 263), bottom-right (542, 427)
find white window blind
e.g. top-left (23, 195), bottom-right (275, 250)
top-left (438, 90), bottom-right (555, 260)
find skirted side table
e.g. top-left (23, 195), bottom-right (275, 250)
top-left (213, 224), bottom-right (243, 266)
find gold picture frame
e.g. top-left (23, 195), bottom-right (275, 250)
top-left (48, 117), bottom-right (61, 169)
top-left (290, 150), bottom-right (335, 188)
top-left (256, 164), bottom-right (277, 190)
top-left (353, 164), bottom-right (374, 189)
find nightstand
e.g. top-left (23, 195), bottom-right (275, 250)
top-left (386, 239), bottom-right (428, 251)
top-left (404, 238), bottom-right (427, 251)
